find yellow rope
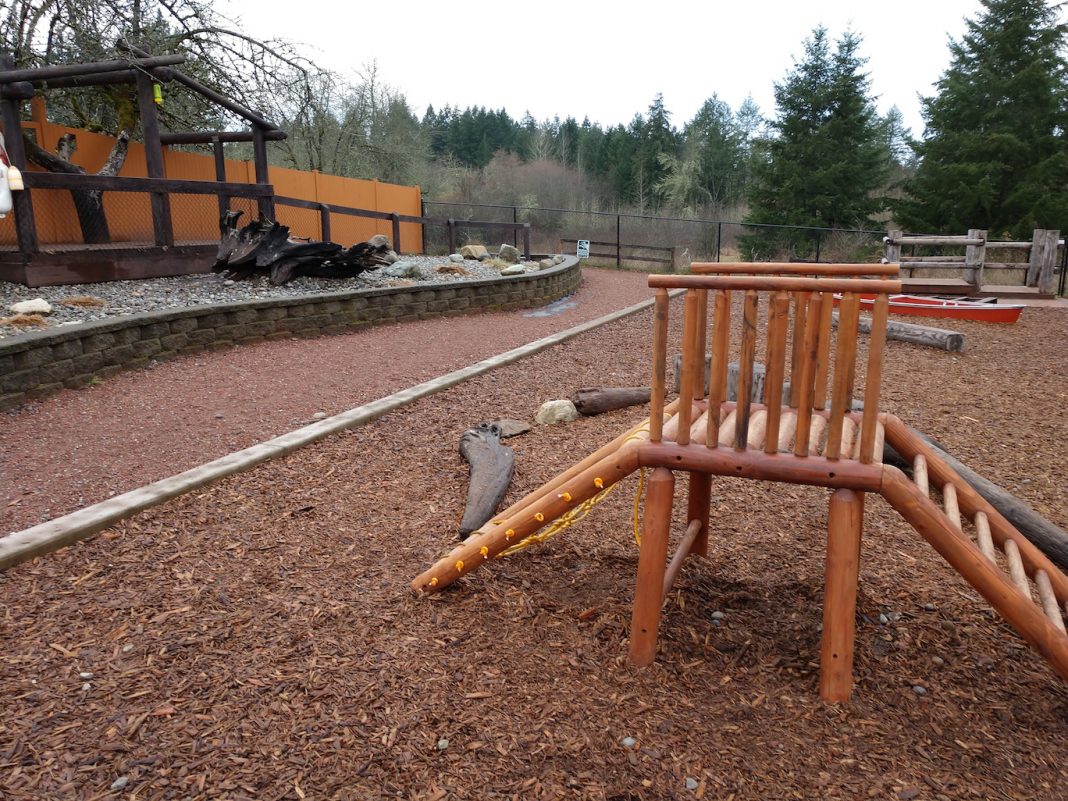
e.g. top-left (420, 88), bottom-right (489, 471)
top-left (500, 418), bottom-right (662, 557)
top-left (499, 481), bottom-right (619, 556)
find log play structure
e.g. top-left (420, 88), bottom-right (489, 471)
top-left (412, 263), bottom-right (1068, 702)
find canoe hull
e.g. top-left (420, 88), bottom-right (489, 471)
top-left (835, 294), bottom-right (1023, 323)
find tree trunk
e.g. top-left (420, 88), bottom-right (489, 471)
top-left (833, 312), bottom-right (964, 352)
top-left (23, 129), bottom-right (129, 245)
top-left (571, 387), bottom-right (652, 416)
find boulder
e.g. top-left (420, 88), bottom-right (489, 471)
top-left (535, 399), bottom-right (579, 425)
top-left (383, 261), bottom-right (421, 278)
top-left (538, 258), bottom-right (555, 269)
top-left (498, 244), bottom-right (521, 264)
top-left (460, 244), bottom-right (489, 260)
top-left (9, 298), bottom-right (52, 315)
top-left (368, 234), bottom-right (393, 250)
top-left (553, 255), bottom-right (565, 264)
top-left (501, 264), bottom-right (526, 276)
top-left (449, 253), bottom-right (465, 263)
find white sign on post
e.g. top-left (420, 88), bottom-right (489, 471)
top-left (576, 239), bottom-right (591, 259)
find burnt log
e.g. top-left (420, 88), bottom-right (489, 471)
top-left (458, 423), bottom-right (515, 540)
top-left (571, 387), bottom-right (652, 416)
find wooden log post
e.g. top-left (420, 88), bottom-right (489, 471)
top-left (1027, 229), bottom-right (1060, 294)
top-left (965, 228), bottom-right (986, 291)
top-left (251, 123), bottom-right (274, 219)
top-left (0, 56), bottom-right (38, 254)
top-left (134, 70), bottom-right (174, 247)
top-left (885, 229), bottom-right (902, 266)
top-left (820, 488), bottom-right (864, 703)
top-left (629, 467), bottom-right (675, 666)
top-left (833, 312), bottom-right (964, 352)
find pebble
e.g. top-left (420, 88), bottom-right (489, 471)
top-left (213, 413), bottom-right (224, 419)
top-left (912, 685), bottom-right (928, 696)
top-left (110, 776), bottom-right (129, 791)
top-left (311, 411), bottom-right (328, 420)
top-left (879, 613), bottom-right (889, 624)
top-left (923, 603), bottom-right (936, 611)
top-left (122, 643), bottom-right (134, 653)
top-left (436, 738), bottom-right (449, 751)
top-left (932, 656), bottom-right (945, 666)
top-left (81, 682), bottom-right (91, 692)
top-left (710, 610), bottom-right (725, 621)
top-left (78, 671), bottom-right (93, 680)
top-left (620, 736), bottom-right (637, 749)
top-left (685, 777), bottom-right (699, 791)
top-left (0, 255), bottom-right (525, 340)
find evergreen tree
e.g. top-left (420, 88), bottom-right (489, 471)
top-left (897, 0), bottom-right (1068, 237)
top-left (743, 27), bottom-right (888, 259)
top-left (637, 94), bottom-right (678, 210)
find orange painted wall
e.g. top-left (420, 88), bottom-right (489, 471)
top-left (0, 110), bottom-right (422, 251)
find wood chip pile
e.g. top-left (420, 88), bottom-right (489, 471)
top-left (2, 301), bottom-right (1067, 799)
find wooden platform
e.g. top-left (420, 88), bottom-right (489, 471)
top-left (0, 243), bottom-right (216, 287)
top-left (901, 277), bottom-right (1054, 300)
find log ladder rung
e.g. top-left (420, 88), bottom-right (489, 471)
top-left (1035, 570), bottom-right (1068, 634)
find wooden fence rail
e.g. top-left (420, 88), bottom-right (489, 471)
top-left (886, 228), bottom-right (1062, 294)
top-left (559, 238), bottom-right (677, 270)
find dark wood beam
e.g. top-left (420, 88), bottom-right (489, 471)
top-left (0, 55), bottom-right (38, 254)
top-left (22, 171), bottom-right (274, 196)
top-left (0, 54), bottom-right (185, 84)
top-left (251, 124), bottom-right (274, 219)
top-left (160, 129), bottom-right (286, 145)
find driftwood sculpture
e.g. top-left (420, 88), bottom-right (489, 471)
top-left (213, 213), bottom-right (398, 285)
top-left (458, 423), bottom-right (515, 540)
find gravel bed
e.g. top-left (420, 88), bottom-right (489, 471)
top-left (0, 255), bottom-right (540, 339)
top-left (0, 298), bottom-right (1066, 799)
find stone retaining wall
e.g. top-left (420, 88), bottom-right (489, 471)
top-left (0, 258), bottom-right (581, 410)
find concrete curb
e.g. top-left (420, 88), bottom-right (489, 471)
top-left (0, 291), bottom-right (674, 571)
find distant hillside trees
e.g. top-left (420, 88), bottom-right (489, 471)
top-left (896, 0), bottom-right (1068, 237)
top-left (742, 27), bottom-right (889, 259)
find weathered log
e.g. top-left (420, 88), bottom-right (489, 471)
top-left (458, 423), bottom-right (515, 540)
top-left (571, 387), bottom-right (652, 416)
top-left (833, 312), bottom-right (964, 352)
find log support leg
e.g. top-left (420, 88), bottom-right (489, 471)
top-left (687, 472), bottom-right (712, 557)
top-left (628, 467), bottom-right (675, 666)
top-left (819, 488), bottom-right (864, 703)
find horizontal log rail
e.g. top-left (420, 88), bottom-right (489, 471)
top-left (692, 262), bottom-right (900, 277)
top-left (22, 171), bottom-right (274, 197)
top-left (0, 54), bottom-right (186, 84)
top-left (648, 274), bottom-right (903, 294)
top-left (560, 237), bottom-right (675, 266)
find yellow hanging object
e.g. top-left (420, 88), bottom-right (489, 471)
top-left (7, 165), bottom-right (23, 191)
top-left (501, 478), bottom-right (625, 557)
top-left (152, 83), bottom-right (163, 105)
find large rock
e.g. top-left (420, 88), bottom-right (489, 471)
top-left (460, 244), bottom-right (489, 260)
top-left (9, 299), bottom-right (52, 315)
top-left (383, 261), bottom-right (421, 278)
top-left (535, 399), bottom-right (579, 425)
top-left (449, 253), bottom-right (465, 263)
top-left (368, 234), bottom-right (392, 250)
top-left (498, 244), bottom-right (521, 264)
top-left (500, 264), bottom-right (526, 275)
top-left (538, 258), bottom-right (555, 269)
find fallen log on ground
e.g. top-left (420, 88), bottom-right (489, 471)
top-left (571, 387), bottom-right (651, 416)
top-left (833, 311), bottom-right (964, 352)
top-left (458, 423), bottom-right (515, 540)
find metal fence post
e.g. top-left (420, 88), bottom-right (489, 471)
top-left (616, 214), bottom-right (622, 269)
top-left (513, 205), bottom-right (518, 249)
top-left (420, 199), bottom-right (428, 255)
top-left (447, 218), bottom-right (456, 254)
top-left (814, 231), bottom-right (822, 263)
top-left (522, 224), bottom-right (531, 259)
top-left (716, 222), bottom-right (722, 263)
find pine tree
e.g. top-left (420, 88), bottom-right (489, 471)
top-left (742, 27), bottom-right (888, 259)
top-left (897, 0), bottom-right (1068, 237)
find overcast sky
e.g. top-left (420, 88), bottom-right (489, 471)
top-left (229, 0), bottom-right (999, 138)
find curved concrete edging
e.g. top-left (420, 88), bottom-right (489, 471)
top-left (0, 289), bottom-right (681, 571)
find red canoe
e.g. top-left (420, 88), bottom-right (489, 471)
top-left (834, 293), bottom-right (1024, 323)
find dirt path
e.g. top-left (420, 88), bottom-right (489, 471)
top-left (1, 297), bottom-right (1066, 800)
top-left (1, 267), bottom-right (651, 533)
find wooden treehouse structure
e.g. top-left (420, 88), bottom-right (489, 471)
top-left (888, 228), bottom-right (1064, 299)
top-left (414, 263), bottom-right (1068, 702)
top-left (0, 44), bottom-right (285, 285)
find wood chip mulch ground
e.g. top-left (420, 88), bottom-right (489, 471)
top-left (2, 295), bottom-right (1067, 800)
